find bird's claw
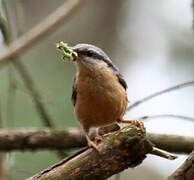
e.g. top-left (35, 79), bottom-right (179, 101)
top-left (94, 136), bottom-right (103, 144)
top-left (88, 140), bottom-right (99, 152)
top-left (131, 120), bottom-right (146, 132)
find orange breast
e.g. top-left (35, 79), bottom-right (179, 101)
top-left (74, 66), bottom-right (128, 131)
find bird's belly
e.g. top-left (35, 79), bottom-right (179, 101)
top-left (75, 75), bottom-right (127, 129)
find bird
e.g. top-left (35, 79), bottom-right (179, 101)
top-left (58, 43), bottom-right (145, 150)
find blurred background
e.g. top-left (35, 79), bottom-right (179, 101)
top-left (0, 0), bottom-right (194, 179)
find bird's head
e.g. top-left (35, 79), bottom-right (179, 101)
top-left (72, 43), bottom-right (119, 74)
top-left (57, 42), bottom-right (119, 74)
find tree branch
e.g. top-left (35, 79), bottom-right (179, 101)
top-left (0, 128), bottom-right (192, 154)
top-left (0, 128), bottom-right (86, 151)
top-left (168, 151), bottom-right (194, 180)
top-left (27, 126), bottom-right (153, 180)
top-left (140, 114), bottom-right (194, 122)
top-left (147, 133), bottom-right (194, 154)
top-left (127, 80), bottom-right (194, 111)
top-left (0, 0), bottom-right (85, 65)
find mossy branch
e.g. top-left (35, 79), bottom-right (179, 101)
top-left (27, 125), bottom-right (174, 180)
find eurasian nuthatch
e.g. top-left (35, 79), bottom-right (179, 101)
top-left (57, 43), bottom-right (144, 150)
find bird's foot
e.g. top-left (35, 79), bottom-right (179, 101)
top-left (118, 119), bottom-right (146, 132)
top-left (87, 138), bottom-right (99, 152)
top-left (85, 132), bottom-right (100, 152)
top-left (131, 120), bottom-right (146, 132)
top-left (94, 136), bottom-right (103, 144)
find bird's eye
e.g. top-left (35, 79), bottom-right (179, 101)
top-left (86, 51), bottom-right (93, 57)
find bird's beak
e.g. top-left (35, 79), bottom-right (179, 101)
top-left (68, 46), bottom-right (78, 62)
top-left (56, 42), bottom-right (78, 62)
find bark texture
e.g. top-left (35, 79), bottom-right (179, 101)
top-left (28, 125), bottom-right (152, 180)
top-left (168, 151), bottom-right (194, 180)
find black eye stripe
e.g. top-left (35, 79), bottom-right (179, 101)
top-left (78, 50), bottom-right (112, 63)
top-left (76, 48), bottom-right (119, 73)
top-left (77, 51), bottom-right (93, 57)
top-left (86, 51), bottom-right (93, 57)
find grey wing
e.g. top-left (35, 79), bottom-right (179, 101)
top-left (116, 73), bottom-right (127, 90)
top-left (71, 77), bottom-right (77, 106)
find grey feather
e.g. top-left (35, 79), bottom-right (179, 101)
top-left (71, 77), bottom-right (77, 106)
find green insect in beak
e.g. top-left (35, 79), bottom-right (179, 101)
top-left (56, 41), bottom-right (77, 61)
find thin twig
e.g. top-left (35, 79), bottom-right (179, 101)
top-left (127, 80), bottom-right (194, 111)
top-left (147, 133), bottom-right (194, 154)
top-left (0, 4), bottom-right (7, 179)
top-left (15, 0), bottom-right (25, 36)
top-left (13, 60), bottom-right (55, 127)
top-left (0, 0), bottom-right (85, 66)
top-left (139, 114), bottom-right (194, 122)
top-left (0, 1), bottom-right (10, 44)
top-left (151, 147), bottom-right (177, 160)
top-left (7, 64), bottom-right (17, 126)
top-left (2, 1), bottom-right (54, 127)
